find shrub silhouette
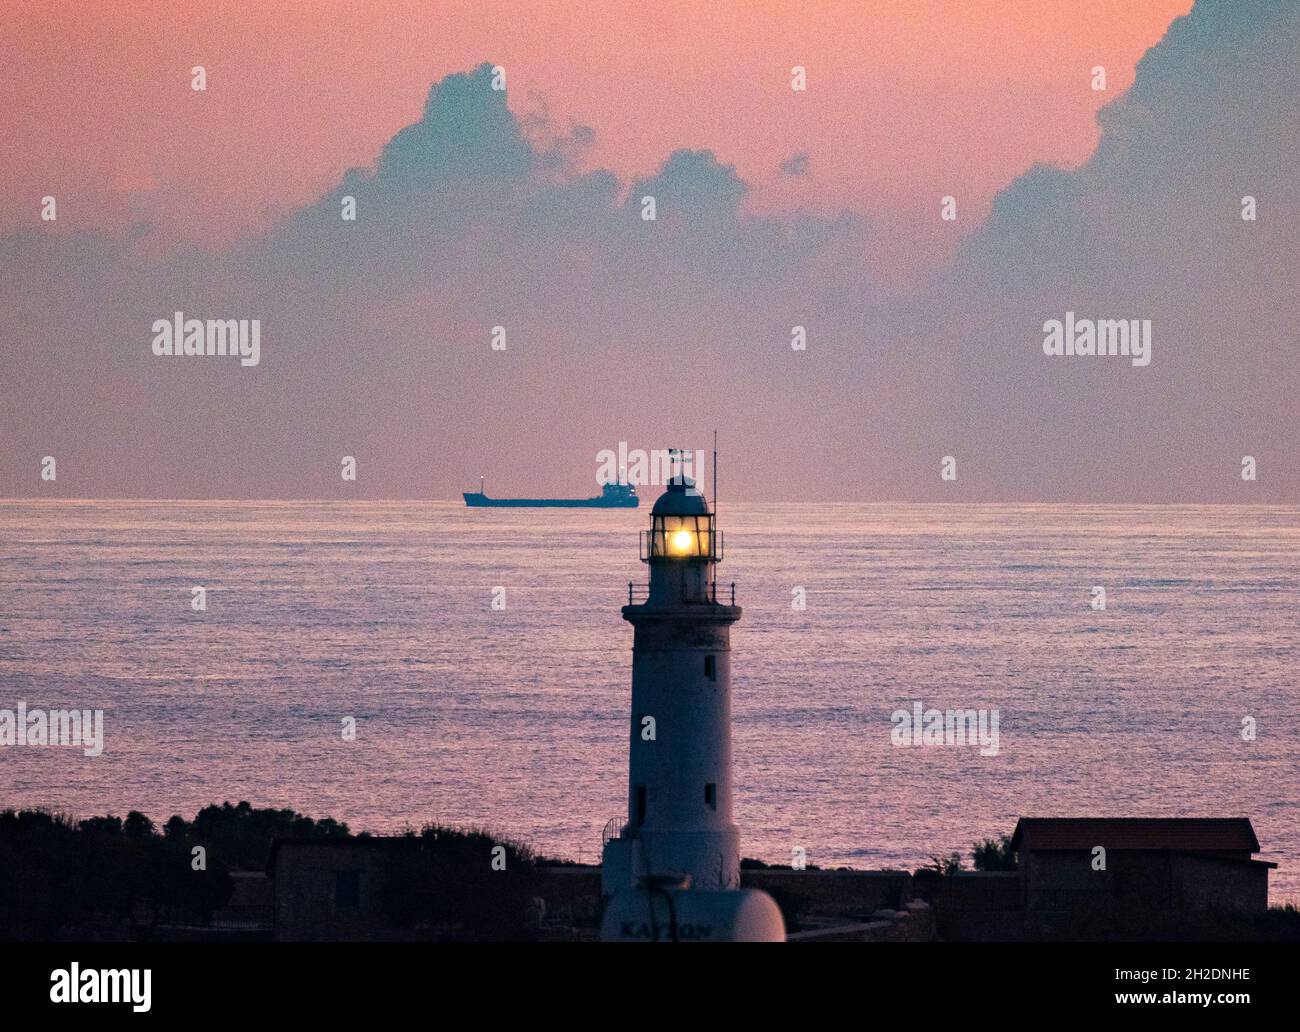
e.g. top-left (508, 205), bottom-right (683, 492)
top-left (0, 808), bottom-right (234, 940)
top-left (379, 824), bottom-right (543, 941)
top-left (972, 834), bottom-right (1017, 871)
top-left (181, 800), bottom-right (352, 869)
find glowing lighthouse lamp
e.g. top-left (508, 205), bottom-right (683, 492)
top-left (600, 452), bottom-right (784, 942)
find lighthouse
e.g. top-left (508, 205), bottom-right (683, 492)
top-left (600, 460), bottom-right (784, 941)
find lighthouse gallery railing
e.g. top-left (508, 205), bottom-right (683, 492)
top-left (627, 581), bottom-right (736, 606)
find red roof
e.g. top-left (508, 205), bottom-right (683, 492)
top-left (1011, 818), bottom-right (1260, 854)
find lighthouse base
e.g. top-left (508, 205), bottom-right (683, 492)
top-left (601, 885), bottom-right (786, 942)
top-left (601, 836), bottom-right (638, 897)
top-left (601, 827), bottom-right (740, 895)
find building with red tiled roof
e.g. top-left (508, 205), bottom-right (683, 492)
top-left (1011, 817), bottom-right (1275, 921)
top-left (1012, 817), bottom-right (1261, 854)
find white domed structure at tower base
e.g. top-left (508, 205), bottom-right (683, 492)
top-left (601, 879), bottom-right (786, 943)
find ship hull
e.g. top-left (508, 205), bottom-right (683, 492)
top-left (463, 492), bottom-right (638, 508)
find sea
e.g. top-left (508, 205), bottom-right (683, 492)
top-left (1, 499), bottom-right (1297, 901)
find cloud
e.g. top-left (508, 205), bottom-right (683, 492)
top-left (377, 63), bottom-right (532, 186)
top-left (899, 0), bottom-right (1300, 501)
top-left (779, 152), bottom-right (810, 177)
top-left (0, 61), bottom-right (872, 499)
top-left (2, 1), bottom-right (1297, 502)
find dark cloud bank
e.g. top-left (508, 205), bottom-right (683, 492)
top-left (2, 0), bottom-right (1297, 502)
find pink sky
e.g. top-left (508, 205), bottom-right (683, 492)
top-left (2, 0), bottom-right (1189, 280)
top-left (7, 0), bottom-right (1295, 504)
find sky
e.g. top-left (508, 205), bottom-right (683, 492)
top-left (3, 0), bottom-right (1297, 502)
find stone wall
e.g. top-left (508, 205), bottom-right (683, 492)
top-left (272, 841), bottom-right (403, 942)
top-left (787, 900), bottom-right (935, 942)
top-left (741, 868), bottom-right (912, 930)
top-left (271, 848), bottom-right (1271, 941)
top-left (912, 872), bottom-right (1026, 941)
top-left (541, 866), bottom-right (924, 940)
top-left (1176, 854), bottom-right (1269, 915)
top-left (535, 866), bottom-right (603, 937)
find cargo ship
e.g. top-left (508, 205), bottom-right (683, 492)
top-left (463, 479), bottom-right (639, 508)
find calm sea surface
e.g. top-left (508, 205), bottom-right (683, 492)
top-left (1, 500), bottom-right (1297, 900)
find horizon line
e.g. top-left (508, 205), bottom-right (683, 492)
top-left (0, 496), bottom-right (1294, 509)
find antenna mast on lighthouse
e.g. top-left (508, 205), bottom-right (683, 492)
top-left (712, 430), bottom-right (718, 598)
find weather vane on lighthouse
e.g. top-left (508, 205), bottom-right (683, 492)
top-left (601, 435), bottom-right (784, 941)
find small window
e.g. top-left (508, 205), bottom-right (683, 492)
top-left (335, 869), bottom-right (361, 909)
top-left (635, 785), bottom-right (647, 827)
top-left (705, 783), bottom-right (717, 810)
top-left (704, 655), bottom-right (716, 680)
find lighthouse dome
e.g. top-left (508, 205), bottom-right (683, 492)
top-left (651, 477), bottom-right (710, 516)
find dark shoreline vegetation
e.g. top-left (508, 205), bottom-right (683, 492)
top-left (3, 803), bottom-right (1298, 941)
top-left (0, 801), bottom-right (548, 941)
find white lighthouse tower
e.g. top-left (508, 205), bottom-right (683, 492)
top-left (600, 456), bottom-right (784, 941)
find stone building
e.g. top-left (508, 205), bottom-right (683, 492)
top-left (267, 837), bottom-right (604, 941)
top-left (268, 838), bottom-right (413, 941)
top-left (1012, 817), bottom-right (1274, 918)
